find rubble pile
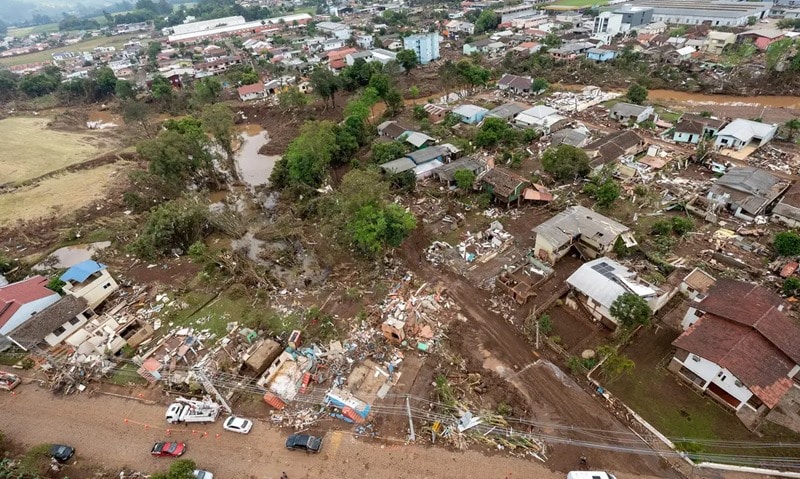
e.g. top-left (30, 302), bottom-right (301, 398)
top-left (46, 355), bottom-right (115, 395)
top-left (457, 222), bottom-right (513, 264)
top-left (747, 146), bottom-right (800, 175)
top-left (380, 277), bottom-right (454, 353)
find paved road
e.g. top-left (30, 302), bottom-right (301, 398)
top-left (0, 383), bottom-right (683, 479)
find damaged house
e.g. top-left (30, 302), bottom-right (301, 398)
top-left (714, 119), bottom-right (778, 152)
top-left (583, 130), bottom-right (646, 171)
top-left (669, 279), bottom-right (800, 434)
top-left (480, 167), bottom-right (531, 206)
top-left (0, 276), bottom-right (61, 350)
top-left (707, 167), bottom-right (789, 219)
top-left (672, 114), bottom-right (727, 144)
top-left (772, 182), bottom-right (800, 228)
top-left (60, 260), bottom-right (119, 310)
top-left (6, 295), bottom-right (95, 350)
top-left (566, 257), bottom-right (675, 329)
top-left (532, 205), bottom-right (637, 264)
top-left (609, 102), bottom-right (657, 124)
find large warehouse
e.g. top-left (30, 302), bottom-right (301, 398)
top-left (628, 0), bottom-right (772, 26)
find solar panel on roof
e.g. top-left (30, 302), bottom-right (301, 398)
top-left (590, 262), bottom-right (616, 279)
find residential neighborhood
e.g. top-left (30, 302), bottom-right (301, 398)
top-left (3, 0), bottom-right (800, 477)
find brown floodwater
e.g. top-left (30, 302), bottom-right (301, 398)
top-left (646, 90), bottom-right (800, 110)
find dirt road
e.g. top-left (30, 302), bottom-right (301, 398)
top-left (1, 384), bottom-right (678, 479)
top-left (400, 230), bottom-right (682, 479)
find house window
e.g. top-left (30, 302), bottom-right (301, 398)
top-left (734, 379), bottom-right (743, 388)
top-left (68, 316), bottom-right (81, 325)
top-left (793, 370), bottom-right (800, 387)
top-left (53, 326), bottom-right (66, 336)
top-left (103, 283), bottom-right (112, 289)
top-left (691, 355), bottom-right (701, 362)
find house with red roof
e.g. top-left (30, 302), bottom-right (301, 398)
top-left (0, 276), bottom-right (61, 350)
top-left (238, 83), bottom-right (268, 102)
top-left (668, 279), bottom-right (800, 433)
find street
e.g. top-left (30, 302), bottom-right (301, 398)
top-left (1, 383), bottom-right (677, 479)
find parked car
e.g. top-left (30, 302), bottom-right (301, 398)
top-left (151, 441), bottom-right (186, 457)
top-left (193, 469), bottom-right (214, 479)
top-left (223, 416), bottom-right (253, 434)
top-left (50, 444), bottom-right (75, 462)
top-left (285, 434), bottom-right (322, 453)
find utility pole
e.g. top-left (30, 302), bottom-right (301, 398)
top-left (406, 397), bottom-right (416, 441)
top-left (535, 319), bottom-right (540, 350)
top-left (194, 367), bottom-right (233, 414)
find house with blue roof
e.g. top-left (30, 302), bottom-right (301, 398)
top-left (60, 260), bottom-right (118, 309)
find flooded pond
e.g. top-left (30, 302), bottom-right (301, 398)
top-left (235, 129), bottom-right (280, 190)
top-left (33, 241), bottom-right (111, 271)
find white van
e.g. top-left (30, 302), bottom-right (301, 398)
top-left (567, 472), bottom-right (617, 479)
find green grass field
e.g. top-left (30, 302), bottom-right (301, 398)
top-left (0, 33), bottom-right (141, 67)
top-left (550, 0), bottom-right (608, 6)
top-left (8, 23), bottom-right (60, 37)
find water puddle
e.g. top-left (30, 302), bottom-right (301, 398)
top-left (235, 130), bottom-right (280, 190)
top-left (33, 241), bottom-right (112, 271)
top-left (231, 232), bottom-right (266, 262)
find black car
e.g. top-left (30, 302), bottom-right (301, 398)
top-left (285, 434), bottom-right (322, 453)
top-left (50, 444), bottom-right (75, 462)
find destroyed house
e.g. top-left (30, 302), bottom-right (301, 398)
top-left (533, 205), bottom-right (636, 264)
top-left (432, 157), bottom-right (486, 185)
top-left (6, 295), bottom-right (93, 350)
top-left (772, 181), bottom-right (800, 228)
top-left (60, 260), bottom-right (118, 310)
top-left (0, 276), bottom-right (61, 350)
top-left (609, 102), bottom-right (656, 124)
top-left (583, 130), bottom-right (646, 170)
top-left (515, 105), bottom-right (568, 134)
top-left (481, 167), bottom-right (531, 206)
top-left (707, 167), bottom-right (789, 218)
top-left (566, 257), bottom-right (672, 329)
top-left (669, 279), bottom-right (800, 433)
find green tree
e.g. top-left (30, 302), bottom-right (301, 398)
top-left (475, 117), bottom-right (518, 148)
top-left (348, 203), bottom-right (416, 256)
top-left (19, 71), bottom-right (60, 97)
top-left (766, 38), bottom-right (794, 71)
top-left (384, 88), bottom-right (404, 116)
top-left (609, 292), bottom-right (653, 329)
top-left (408, 85), bottom-right (420, 98)
top-left (310, 67), bottom-right (341, 108)
top-left (475, 9), bottom-right (500, 34)
top-left (542, 33), bottom-right (562, 48)
top-left (201, 103), bottom-right (237, 174)
top-left (115, 79), bottom-right (136, 100)
top-left (413, 105), bottom-right (427, 120)
top-left (194, 76), bottom-right (222, 104)
top-left (396, 49), bottom-right (419, 74)
top-left (594, 179), bottom-right (620, 208)
top-left (531, 78), bottom-right (549, 93)
top-left (240, 71), bottom-right (259, 85)
top-left (371, 140), bottom-right (408, 164)
top-left (774, 231), bottom-right (800, 257)
top-left (626, 83), bottom-right (648, 105)
top-left (541, 145), bottom-right (591, 182)
top-left (784, 118), bottom-right (800, 143)
top-left (130, 198), bottom-right (210, 259)
top-left (270, 120), bottom-right (339, 189)
top-left (597, 345), bottom-right (635, 383)
top-left (278, 86), bottom-right (308, 111)
top-left (150, 459), bottom-right (197, 479)
top-left (122, 100), bottom-right (156, 138)
top-left (454, 169), bottom-right (476, 191)
top-left (747, 15), bottom-right (757, 26)
top-left (92, 66), bottom-right (117, 99)
top-left (150, 75), bottom-right (173, 104)
top-left (671, 217), bottom-right (694, 236)
top-left (784, 277), bottom-right (800, 296)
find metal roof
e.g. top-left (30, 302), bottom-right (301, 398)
top-left (716, 119), bottom-right (777, 142)
top-left (533, 205), bottom-right (630, 249)
top-left (60, 260), bottom-right (107, 283)
top-left (567, 257), bottom-right (658, 313)
top-left (380, 158), bottom-right (416, 174)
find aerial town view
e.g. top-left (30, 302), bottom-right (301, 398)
top-left (2, 0), bottom-right (800, 477)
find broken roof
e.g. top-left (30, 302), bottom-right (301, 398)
top-left (60, 260), bottom-right (107, 283)
top-left (551, 127), bottom-right (589, 147)
top-left (498, 73), bottom-right (533, 90)
top-left (682, 268), bottom-right (716, 296)
top-left (533, 205), bottom-right (630, 250)
top-left (8, 295), bottom-right (88, 350)
top-left (433, 157), bottom-right (486, 182)
top-left (481, 167), bottom-right (530, 198)
top-left (584, 130), bottom-right (644, 167)
top-left (518, 105), bottom-right (558, 120)
top-left (773, 181), bottom-right (800, 220)
top-left (674, 118), bottom-right (705, 135)
top-left (610, 102), bottom-right (650, 117)
top-left (679, 113), bottom-right (727, 130)
top-left (673, 313), bottom-right (796, 408)
top-left (708, 166), bottom-right (787, 216)
top-left (0, 276), bottom-right (59, 331)
top-left (567, 257), bottom-right (659, 316)
top-left (486, 102), bottom-right (526, 120)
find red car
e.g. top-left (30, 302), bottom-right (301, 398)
top-left (151, 441), bottom-right (186, 457)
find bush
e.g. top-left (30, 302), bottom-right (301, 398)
top-left (784, 277), bottom-right (800, 296)
top-left (651, 220), bottom-right (673, 236)
top-left (130, 198), bottom-right (210, 260)
top-left (538, 314), bottom-right (553, 335)
top-left (496, 402), bottom-right (513, 416)
top-left (774, 231), bottom-right (800, 257)
top-left (541, 145), bottom-right (591, 182)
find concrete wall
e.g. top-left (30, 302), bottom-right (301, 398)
top-left (673, 131), bottom-right (701, 144)
top-left (64, 269), bottom-right (119, 310)
top-left (44, 311), bottom-right (90, 347)
top-left (672, 350), bottom-right (755, 409)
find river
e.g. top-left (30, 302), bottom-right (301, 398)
top-left (646, 89), bottom-right (800, 110)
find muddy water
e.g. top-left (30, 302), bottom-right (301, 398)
top-left (234, 130), bottom-right (280, 189)
top-left (33, 241), bottom-right (112, 271)
top-left (646, 89), bottom-right (800, 110)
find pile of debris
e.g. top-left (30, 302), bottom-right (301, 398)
top-left (457, 221), bottom-right (513, 263)
top-left (747, 146), bottom-right (800, 175)
top-left (380, 277), bottom-right (454, 353)
top-left (45, 355), bottom-right (115, 395)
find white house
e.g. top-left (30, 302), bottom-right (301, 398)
top-left (6, 295), bottom-right (95, 350)
top-left (316, 21), bottom-right (352, 40)
top-left (609, 102), bottom-right (656, 124)
top-left (0, 276), bottom-right (61, 350)
top-left (566, 257), bottom-right (673, 329)
top-left (515, 105), bottom-right (568, 133)
top-left (714, 118), bottom-right (778, 151)
top-left (59, 260), bottom-right (119, 310)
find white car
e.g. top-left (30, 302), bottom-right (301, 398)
top-left (223, 416), bottom-right (253, 434)
top-left (194, 470), bottom-right (214, 479)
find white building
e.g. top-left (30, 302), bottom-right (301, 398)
top-left (60, 260), bottom-right (119, 310)
top-left (403, 33), bottom-right (440, 65)
top-left (316, 21), bottom-right (352, 40)
top-left (0, 276), bottom-right (61, 350)
top-left (592, 12), bottom-right (625, 44)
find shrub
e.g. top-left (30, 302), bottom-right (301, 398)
top-left (671, 217), bottom-right (694, 236)
top-left (774, 231), bottom-right (800, 257)
top-left (784, 277), bottom-right (800, 296)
